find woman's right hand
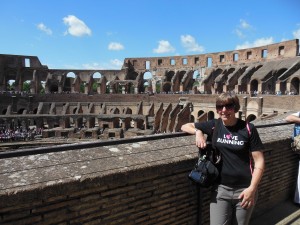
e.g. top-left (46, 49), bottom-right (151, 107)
top-left (181, 123), bottom-right (207, 149)
top-left (195, 130), bottom-right (207, 149)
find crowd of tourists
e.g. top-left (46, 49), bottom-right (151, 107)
top-left (0, 126), bottom-right (43, 142)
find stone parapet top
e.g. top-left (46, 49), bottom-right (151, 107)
top-left (0, 122), bottom-right (294, 196)
top-left (0, 135), bottom-right (197, 195)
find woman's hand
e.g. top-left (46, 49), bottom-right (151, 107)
top-left (195, 130), bottom-right (207, 149)
top-left (238, 187), bottom-right (256, 209)
top-left (181, 123), bottom-right (207, 149)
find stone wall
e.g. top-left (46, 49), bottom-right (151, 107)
top-left (1, 39), bottom-right (299, 95)
top-left (124, 39), bottom-right (299, 71)
top-left (2, 93), bottom-right (300, 115)
top-left (0, 123), bottom-right (298, 225)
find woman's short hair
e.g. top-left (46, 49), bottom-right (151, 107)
top-left (216, 92), bottom-right (240, 113)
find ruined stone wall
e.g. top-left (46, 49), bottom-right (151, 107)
top-left (124, 39), bottom-right (299, 72)
top-left (0, 124), bottom-right (297, 225)
top-left (1, 93), bottom-right (300, 133)
top-left (1, 39), bottom-right (299, 95)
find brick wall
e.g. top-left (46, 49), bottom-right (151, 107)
top-left (0, 125), bottom-right (298, 225)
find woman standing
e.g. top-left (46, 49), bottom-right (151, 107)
top-left (181, 93), bottom-right (265, 225)
top-left (285, 112), bottom-right (300, 205)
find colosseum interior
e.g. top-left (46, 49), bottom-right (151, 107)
top-left (0, 38), bottom-right (299, 147)
top-left (1, 39), bottom-right (300, 225)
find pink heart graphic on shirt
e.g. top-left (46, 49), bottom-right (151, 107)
top-left (226, 134), bottom-right (231, 139)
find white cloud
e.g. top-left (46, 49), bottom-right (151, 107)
top-left (234, 19), bottom-right (252, 38)
top-left (108, 42), bottom-right (124, 51)
top-left (181, 35), bottom-right (204, 53)
top-left (252, 37), bottom-right (274, 46)
top-left (63, 15), bottom-right (91, 37)
top-left (293, 28), bottom-right (300, 39)
top-left (235, 37), bottom-right (274, 50)
top-left (153, 40), bottom-right (175, 53)
top-left (234, 29), bottom-right (245, 38)
top-left (37, 23), bottom-right (52, 35)
top-left (240, 19), bottom-right (251, 29)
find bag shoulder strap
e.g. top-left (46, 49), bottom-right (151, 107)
top-left (246, 122), bottom-right (254, 174)
top-left (212, 118), bottom-right (220, 150)
top-left (246, 122), bottom-right (251, 136)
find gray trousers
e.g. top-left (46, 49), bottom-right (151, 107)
top-left (210, 185), bottom-right (257, 225)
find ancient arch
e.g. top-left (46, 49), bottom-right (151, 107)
top-left (33, 108), bottom-right (38, 114)
top-left (141, 71), bottom-right (151, 93)
top-left (162, 83), bottom-right (171, 93)
top-left (123, 107), bottom-right (133, 114)
top-left (63, 72), bottom-right (75, 92)
top-left (290, 77), bottom-right (300, 95)
top-left (49, 82), bottom-right (59, 93)
top-left (7, 79), bottom-right (16, 91)
top-left (198, 110), bottom-right (204, 117)
top-left (162, 71), bottom-right (175, 92)
top-left (203, 68), bottom-right (223, 94)
top-left (226, 67), bottom-right (246, 93)
top-left (268, 68), bottom-right (288, 94)
top-left (247, 100), bottom-right (260, 118)
top-left (214, 68), bottom-right (235, 93)
top-left (110, 107), bottom-right (120, 114)
top-left (250, 79), bottom-right (259, 94)
top-left (91, 72), bottom-right (102, 94)
top-left (18, 108), bottom-right (25, 114)
top-left (172, 70), bottom-right (186, 92)
top-left (207, 111), bottom-right (215, 120)
top-left (181, 70), bottom-right (194, 92)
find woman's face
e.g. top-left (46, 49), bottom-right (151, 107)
top-left (216, 101), bottom-right (236, 123)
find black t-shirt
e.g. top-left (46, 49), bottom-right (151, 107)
top-left (195, 118), bottom-right (264, 187)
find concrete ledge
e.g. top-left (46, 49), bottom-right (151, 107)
top-left (0, 124), bottom-right (298, 224)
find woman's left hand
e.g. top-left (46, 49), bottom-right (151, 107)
top-left (239, 187), bottom-right (256, 209)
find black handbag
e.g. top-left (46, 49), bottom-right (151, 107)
top-left (188, 145), bottom-right (221, 187)
top-left (188, 119), bottom-right (221, 187)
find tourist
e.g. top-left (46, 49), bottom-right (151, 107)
top-left (285, 112), bottom-right (300, 205)
top-left (181, 92), bottom-right (265, 225)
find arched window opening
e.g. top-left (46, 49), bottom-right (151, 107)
top-left (198, 110), bottom-right (204, 117)
top-left (207, 111), bottom-right (215, 120)
top-left (193, 70), bottom-right (200, 80)
top-left (7, 79), bottom-right (15, 91)
top-left (18, 108), bottom-right (25, 114)
top-left (64, 72), bottom-right (76, 93)
top-left (144, 71), bottom-right (152, 79)
top-left (23, 80), bottom-right (31, 92)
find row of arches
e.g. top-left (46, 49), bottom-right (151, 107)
top-left (2, 60), bottom-right (299, 95)
top-left (201, 61), bottom-right (300, 95)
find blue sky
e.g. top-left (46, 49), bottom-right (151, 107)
top-left (1, 0), bottom-right (300, 70)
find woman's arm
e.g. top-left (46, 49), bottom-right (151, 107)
top-left (239, 151), bottom-right (265, 208)
top-left (181, 123), bottom-right (197, 134)
top-left (285, 114), bottom-right (300, 123)
top-left (181, 123), bottom-right (207, 149)
top-left (249, 151), bottom-right (265, 189)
